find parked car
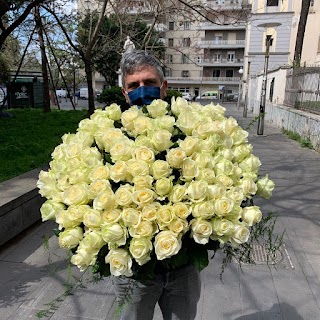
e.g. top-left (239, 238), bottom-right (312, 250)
top-left (80, 88), bottom-right (89, 99)
top-left (182, 92), bottom-right (192, 101)
top-left (196, 91), bottom-right (218, 101)
top-left (56, 89), bottom-right (67, 98)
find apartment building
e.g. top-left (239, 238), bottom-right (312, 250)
top-left (165, 0), bottom-right (249, 99)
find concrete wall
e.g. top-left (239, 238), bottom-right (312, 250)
top-left (0, 167), bottom-right (46, 247)
top-left (248, 68), bottom-right (320, 152)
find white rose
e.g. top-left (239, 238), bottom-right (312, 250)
top-left (168, 184), bottom-right (187, 203)
top-left (101, 223), bottom-right (128, 247)
top-left (150, 129), bottom-right (173, 152)
top-left (230, 223), bottom-right (250, 247)
top-left (231, 127), bottom-right (249, 145)
top-left (110, 161), bottom-right (129, 183)
top-left (129, 238), bottom-right (153, 266)
top-left (196, 168), bottom-right (215, 184)
top-left (155, 177), bottom-right (173, 198)
top-left (192, 120), bottom-right (215, 139)
top-left (190, 219), bottom-right (212, 244)
top-left (168, 218), bottom-right (189, 234)
top-left (206, 184), bottom-right (226, 201)
top-left (88, 179), bottom-right (111, 199)
top-left (156, 205), bottom-right (175, 229)
top-left (176, 111), bottom-right (201, 135)
top-left (241, 206), bottom-right (262, 226)
top-left (121, 107), bottom-right (141, 131)
top-left (181, 158), bottom-right (199, 181)
top-left (99, 128), bottom-right (124, 152)
top-left (81, 229), bottom-right (105, 249)
top-left (179, 136), bottom-right (199, 156)
top-left (105, 103), bottom-right (122, 120)
top-left (192, 201), bottom-right (215, 219)
top-left (58, 227), bottom-right (83, 249)
top-left (141, 203), bottom-right (160, 221)
top-left (63, 183), bottom-right (89, 206)
top-left (186, 180), bottom-right (208, 202)
top-left (88, 164), bottom-right (110, 182)
top-left (199, 135), bottom-right (219, 154)
top-left (101, 209), bottom-right (122, 225)
top-left (214, 197), bottom-right (234, 217)
top-left (239, 154), bottom-right (261, 174)
top-left (211, 218), bottom-right (235, 237)
top-left (105, 248), bottom-right (133, 277)
top-left (172, 202), bottom-right (190, 219)
top-left (40, 200), bottom-right (65, 221)
top-left (132, 175), bottom-right (154, 190)
top-left (83, 208), bottom-right (102, 229)
top-left (150, 160), bottom-right (172, 179)
top-left (129, 220), bottom-right (157, 238)
top-left (232, 144), bottom-right (253, 162)
top-left (132, 188), bottom-right (155, 207)
top-left (71, 247), bottom-right (100, 271)
top-left (115, 184), bottom-right (134, 207)
top-left (154, 231), bottom-right (182, 260)
top-left (238, 178), bottom-right (258, 197)
top-left (133, 115), bottom-right (151, 136)
top-left (110, 138), bottom-right (133, 162)
top-left (146, 99), bottom-right (168, 118)
top-left (93, 187), bottom-right (117, 211)
top-left (121, 208), bottom-right (141, 228)
top-left (133, 146), bottom-right (155, 164)
top-left (256, 174), bottom-right (275, 199)
top-left (166, 148), bottom-right (186, 168)
top-left (215, 174), bottom-right (234, 189)
top-left (127, 159), bottom-right (149, 177)
top-left (155, 115), bottom-right (175, 132)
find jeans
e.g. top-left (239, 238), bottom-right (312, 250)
top-left (112, 264), bottom-right (201, 320)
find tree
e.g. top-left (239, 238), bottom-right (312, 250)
top-left (79, 14), bottom-right (165, 86)
top-left (0, 0), bottom-right (48, 50)
top-left (294, 0), bottom-right (311, 66)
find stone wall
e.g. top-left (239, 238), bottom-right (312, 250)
top-left (0, 167), bottom-right (47, 247)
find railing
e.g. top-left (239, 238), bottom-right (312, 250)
top-left (284, 67), bottom-right (320, 115)
top-left (166, 77), bottom-right (241, 83)
top-left (198, 58), bottom-right (244, 65)
top-left (198, 22), bottom-right (246, 30)
top-left (198, 40), bottom-right (245, 47)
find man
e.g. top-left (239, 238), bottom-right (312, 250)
top-left (111, 49), bottom-right (201, 320)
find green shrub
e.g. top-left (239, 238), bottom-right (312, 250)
top-left (164, 89), bottom-right (182, 104)
top-left (98, 86), bottom-right (129, 110)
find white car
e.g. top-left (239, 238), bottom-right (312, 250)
top-left (182, 93), bottom-right (192, 101)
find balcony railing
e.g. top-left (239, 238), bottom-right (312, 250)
top-left (198, 58), bottom-right (244, 65)
top-left (198, 22), bottom-right (246, 30)
top-left (166, 77), bottom-right (241, 83)
top-left (198, 39), bottom-right (245, 48)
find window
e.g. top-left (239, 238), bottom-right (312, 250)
top-left (214, 54), bottom-right (221, 62)
top-left (184, 21), bottom-right (191, 30)
top-left (269, 77), bottom-right (275, 102)
top-left (227, 51), bottom-right (235, 62)
top-left (197, 56), bottom-right (202, 63)
top-left (182, 70), bottom-right (189, 77)
top-left (213, 70), bottom-right (221, 77)
top-left (310, 0), bottom-right (314, 6)
top-left (168, 38), bottom-right (174, 47)
top-left (181, 54), bottom-right (189, 64)
top-left (318, 36), bottom-right (320, 53)
top-left (183, 38), bottom-right (191, 47)
top-left (169, 21), bottom-right (174, 30)
top-left (226, 70), bottom-right (234, 77)
top-left (165, 69), bottom-right (172, 77)
top-left (167, 55), bottom-right (173, 63)
top-left (267, 0), bottom-right (278, 6)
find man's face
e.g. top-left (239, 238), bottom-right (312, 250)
top-left (122, 65), bottom-right (167, 104)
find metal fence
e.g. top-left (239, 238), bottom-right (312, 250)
top-left (284, 67), bottom-right (320, 115)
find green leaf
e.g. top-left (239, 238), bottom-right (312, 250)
top-left (189, 245), bottom-right (209, 271)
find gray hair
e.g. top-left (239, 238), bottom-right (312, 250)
top-left (120, 50), bottom-right (164, 86)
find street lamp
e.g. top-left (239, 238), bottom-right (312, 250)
top-left (257, 22), bottom-right (281, 135)
top-left (243, 61), bottom-right (251, 118)
top-left (237, 67), bottom-right (243, 109)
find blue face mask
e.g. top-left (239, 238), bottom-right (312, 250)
top-left (127, 86), bottom-right (161, 106)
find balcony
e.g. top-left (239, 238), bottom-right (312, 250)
top-left (197, 58), bottom-right (244, 67)
top-left (198, 22), bottom-right (246, 31)
top-left (166, 77), bottom-right (241, 85)
top-left (198, 39), bottom-right (245, 49)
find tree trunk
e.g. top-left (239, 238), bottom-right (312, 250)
top-left (84, 60), bottom-right (95, 116)
top-left (294, 0), bottom-right (311, 66)
top-left (34, 6), bottom-right (51, 112)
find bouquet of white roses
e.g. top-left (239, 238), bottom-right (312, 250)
top-left (37, 97), bottom-right (275, 279)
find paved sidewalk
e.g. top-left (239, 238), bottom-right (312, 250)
top-left (1, 103), bottom-right (320, 319)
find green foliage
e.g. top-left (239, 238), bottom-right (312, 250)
top-left (164, 89), bottom-right (182, 104)
top-left (281, 128), bottom-right (314, 149)
top-left (0, 108), bottom-right (87, 182)
top-left (97, 86), bottom-right (129, 111)
top-left (78, 13), bottom-right (165, 86)
top-left (0, 54), bottom-right (10, 84)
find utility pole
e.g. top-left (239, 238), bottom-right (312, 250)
top-left (243, 61), bottom-right (250, 118)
